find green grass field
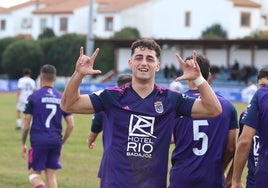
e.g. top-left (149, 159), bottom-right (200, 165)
top-left (0, 92), bottom-right (248, 188)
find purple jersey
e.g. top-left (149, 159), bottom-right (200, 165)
top-left (240, 86), bottom-right (268, 187)
top-left (91, 111), bottom-right (108, 178)
top-left (169, 89), bottom-right (238, 188)
top-left (239, 110), bottom-right (260, 188)
top-left (24, 86), bottom-right (70, 147)
top-left (89, 83), bottom-right (195, 188)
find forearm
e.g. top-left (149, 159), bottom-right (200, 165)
top-left (87, 132), bottom-right (99, 149)
top-left (223, 131), bottom-right (237, 170)
top-left (22, 115), bottom-right (31, 145)
top-left (62, 126), bottom-right (74, 145)
top-left (61, 71), bottom-right (83, 112)
top-left (88, 132), bottom-right (98, 144)
top-left (232, 142), bottom-right (250, 184)
top-left (191, 80), bottom-right (222, 118)
top-left (197, 80), bottom-right (222, 116)
top-left (22, 128), bottom-right (29, 145)
top-left (225, 162), bottom-right (233, 188)
top-left (222, 151), bottom-right (234, 171)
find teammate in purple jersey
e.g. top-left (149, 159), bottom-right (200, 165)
top-left (61, 39), bottom-right (222, 188)
top-left (87, 74), bottom-right (132, 185)
top-left (232, 67), bottom-right (268, 188)
top-left (238, 110), bottom-right (259, 188)
top-left (169, 54), bottom-right (238, 188)
top-left (87, 73), bottom-right (132, 149)
top-left (21, 64), bottom-right (75, 188)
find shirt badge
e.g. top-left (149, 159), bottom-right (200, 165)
top-left (154, 101), bottom-right (163, 113)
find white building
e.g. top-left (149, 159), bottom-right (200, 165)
top-left (1, 0), bottom-right (268, 71)
top-left (0, 0), bottom-right (266, 40)
top-left (97, 0), bottom-right (263, 39)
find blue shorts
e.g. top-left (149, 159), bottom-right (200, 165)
top-left (28, 146), bottom-right (62, 171)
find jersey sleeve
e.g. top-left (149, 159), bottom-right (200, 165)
top-left (89, 90), bottom-right (106, 113)
top-left (176, 93), bottom-right (195, 117)
top-left (91, 113), bottom-right (103, 133)
top-left (229, 102), bottom-right (239, 130)
top-left (23, 94), bottom-right (33, 114)
top-left (240, 94), bottom-right (259, 130)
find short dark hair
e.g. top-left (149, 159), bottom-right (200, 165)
top-left (185, 54), bottom-right (211, 80)
top-left (23, 68), bottom-right (31, 75)
top-left (40, 64), bottom-right (56, 82)
top-left (131, 39), bottom-right (161, 59)
top-left (258, 67), bottom-right (268, 81)
top-left (117, 74), bottom-right (132, 87)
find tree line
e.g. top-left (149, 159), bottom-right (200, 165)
top-left (0, 34), bottom-right (115, 80)
top-left (2, 23), bottom-right (266, 80)
top-left (0, 27), bottom-right (140, 80)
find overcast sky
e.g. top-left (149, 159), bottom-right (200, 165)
top-left (0, 0), bottom-right (29, 8)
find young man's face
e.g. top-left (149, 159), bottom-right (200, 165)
top-left (258, 77), bottom-right (268, 89)
top-left (128, 47), bottom-right (160, 81)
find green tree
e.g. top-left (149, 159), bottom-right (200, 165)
top-left (2, 39), bottom-right (43, 79)
top-left (201, 24), bottom-right (227, 39)
top-left (41, 33), bottom-right (86, 76)
top-left (113, 27), bottom-right (140, 38)
top-left (38, 28), bottom-right (56, 39)
top-left (244, 30), bottom-right (268, 39)
top-left (38, 37), bottom-right (57, 66)
top-left (0, 37), bottom-right (25, 75)
top-left (93, 40), bottom-right (115, 77)
top-left (91, 27), bottom-right (141, 78)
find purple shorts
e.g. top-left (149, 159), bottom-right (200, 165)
top-left (28, 146), bottom-right (62, 171)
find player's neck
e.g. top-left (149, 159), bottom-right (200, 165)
top-left (41, 81), bottom-right (54, 88)
top-left (132, 80), bottom-right (154, 99)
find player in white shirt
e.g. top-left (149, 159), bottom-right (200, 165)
top-left (169, 77), bottom-right (184, 93)
top-left (241, 80), bottom-right (257, 104)
top-left (16, 68), bottom-right (36, 129)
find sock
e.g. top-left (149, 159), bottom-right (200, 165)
top-left (16, 118), bottom-right (22, 128)
top-left (36, 185), bottom-right (46, 188)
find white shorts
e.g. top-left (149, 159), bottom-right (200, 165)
top-left (16, 101), bottom-right (26, 112)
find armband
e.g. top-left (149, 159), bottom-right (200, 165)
top-left (193, 75), bottom-right (205, 87)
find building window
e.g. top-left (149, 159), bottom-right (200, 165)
top-left (185, 11), bottom-right (191, 27)
top-left (40, 18), bottom-right (47, 31)
top-left (21, 18), bottom-right (32, 29)
top-left (241, 12), bottom-right (251, 27)
top-left (60, 17), bottom-right (68, 31)
top-left (105, 17), bottom-right (113, 31)
top-left (262, 15), bottom-right (268, 26)
top-left (0, 19), bottom-right (6, 31)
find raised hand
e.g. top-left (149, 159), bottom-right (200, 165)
top-left (175, 50), bottom-right (201, 81)
top-left (75, 47), bottom-right (102, 76)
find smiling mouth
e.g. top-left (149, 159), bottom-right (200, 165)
top-left (139, 68), bottom-right (149, 72)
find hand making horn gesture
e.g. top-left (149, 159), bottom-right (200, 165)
top-left (175, 50), bottom-right (201, 82)
top-left (75, 47), bottom-right (102, 76)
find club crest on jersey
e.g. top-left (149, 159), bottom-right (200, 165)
top-left (154, 101), bottom-right (163, 113)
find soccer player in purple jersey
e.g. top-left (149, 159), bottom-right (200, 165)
top-left (87, 73), bottom-right (132, 149)
top-left (87, 74), bottom-right (132, 185)
top-left (237, 110), bottom-right (259, 188)
top-left (21, 64), bottom-right (75, 188)
top-left (169, 54), bottom-right (238, 188)
top-left (227, 69), bottom-right (268, 188)
top-left (61, 38), bottom-right (222, 188)
top-left (232, 68), bottom-right (268, 188)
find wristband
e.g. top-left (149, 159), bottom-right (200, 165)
top-left (193, 75), bottom-right (205, 87)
